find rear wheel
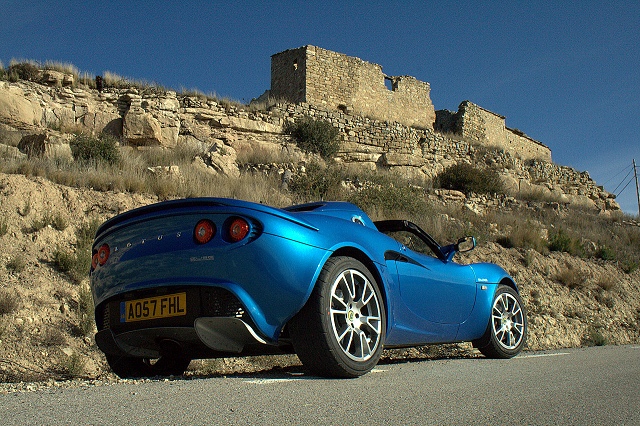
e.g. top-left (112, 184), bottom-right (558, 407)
top-left (106, 354), bottom-right (191, 378)
top-left (474, 285), bottom-right (527, 358)
top-left (289, 256), bottom-right (386, 378)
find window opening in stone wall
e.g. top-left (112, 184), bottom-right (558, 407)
top-left (384, 77), bottom-right (393, 91)
top-left (293, 59), bottom-right (298, 71)
top-left (384, 76), bottom-right (398, 91)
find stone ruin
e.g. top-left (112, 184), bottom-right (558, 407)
top-left (269, 45), bottom-right (552, 163)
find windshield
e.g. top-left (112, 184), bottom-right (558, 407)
top-left (374, 220), bottom-right (445, 260)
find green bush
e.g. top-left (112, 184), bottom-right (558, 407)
top-left (436, 162), bottom-right (503, 195)
top-left (70, 133), bottom-right (121, 165)
top-left (53, 247), bottom-right (91, 285)
top-left (77, 285), bottom-right (95, 336)
top-left (285, 117), bottom-right (340, 159)
top-left (8, 61), bottom-right (40, 81)
top-left (583, 327), bottom-right (607, 346)
top-left (548, 228), bottom-right (583, 256)
top-left (595, 245), bottom-right (616, 261)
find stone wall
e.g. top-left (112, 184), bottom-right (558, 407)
top-left (436, 101), bottom-right (552, 162)
top-left (271, 46), bottom-right (436, 129)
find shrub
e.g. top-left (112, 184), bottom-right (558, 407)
top-left (70, 133), bottom-right (121, 165)
top-left (76, 219), bottom-right (101, 248)
top-left (53, 247), bottom-right (91, 284)
top-left (555, 264), bottom-right (587, 289)
top-left (40, 327), bottom-right (66, 346)
top-left (595, 245), bottom-right (616, 261)
top-left (30, 211), bottom-right (66, 232)
top-left (0, 290), bottom-right (20, 315)
top-left (0, 61), bottom-right (6, 80)
top-left (496, 224), bottom-right (546, 253)
top-left (595, 277), bottom-right (617, 291)
top-left (76, 285), bottom-right (95, 336)
top-left (436, 162), bottom-right (503, 195)
top-left (59, 351), bottom-right (86, 378)
top-left (285, 117), bottom-right (340, 159)
top-left (6, 256), bottom-right (26, 273)
top-left (548, 228), bottom-right (583, 256)
top-left (289, 163), bottom-right (344, 201)
top-left (621, 260), bottom-right (638, 275)
top-left (583, 328), bottom-right (607, 346)
top-left (0, 216), bottom-right (8, 236)
top-left (8, 61), bottom-right (40, 81)
top-left (348, 183), bottom-right (426, 219)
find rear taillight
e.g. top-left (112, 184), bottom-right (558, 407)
top-left (91, 252), bottom-right (99, 269)
top-left (227, 218), bottom-right (249, 242)
top-left (97, 244), bottom-right (110, 266)
top-left (194, 219), bottom-right (216, 244)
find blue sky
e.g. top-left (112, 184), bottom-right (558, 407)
top-left (2, 1), bottom-right (639, 215)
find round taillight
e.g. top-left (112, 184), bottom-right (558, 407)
top-left (228, 218), bottom-right (249, 242)
top-left (97, 244), bottom-right (110, 266)
top-left (194, 219), bottom-right (216, 244)
top-left (91, 252), bottom-right (99, 270)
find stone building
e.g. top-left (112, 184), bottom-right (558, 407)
top-left (270, 45), bottom-right (436, 129)
top-left (435, 101), bottom-right (552, 162)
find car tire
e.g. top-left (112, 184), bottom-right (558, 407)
top-left (474, 285), bottom-right (527, 358)
top-left (106, 354), bottom-right (191, 378)
top-left (289, 256), bottom-right (386, 378)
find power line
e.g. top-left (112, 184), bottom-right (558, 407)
top-left (602, 163), bottom-right (633, 186)
top-left (615, 175), bottom-right (634, 197)
top-left (612, 168), bottom-right (634, 194)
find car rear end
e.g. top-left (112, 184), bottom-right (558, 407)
top-left (90, 198), bottom-right (330, 361)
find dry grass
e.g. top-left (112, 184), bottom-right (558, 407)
top-left (0, 137), bottom-right (638, 272)
top-left (555, 264), bottom-right (588, 289)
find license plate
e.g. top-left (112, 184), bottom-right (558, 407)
top-left (120, 292), bottom-right (187, 323)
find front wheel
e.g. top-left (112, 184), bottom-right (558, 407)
top-left (474, 285), bottom-right (527, 358)
top-left (289, 256), bottom-right (386, 378)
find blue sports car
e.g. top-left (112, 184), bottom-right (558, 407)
top-left (90, 198), bottom-right (527, 378)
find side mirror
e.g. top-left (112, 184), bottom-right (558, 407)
top-left (456, 236), bottom-right (476, 253)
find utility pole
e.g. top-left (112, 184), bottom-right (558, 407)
top-left (634, 159), bottom-right (640, 218)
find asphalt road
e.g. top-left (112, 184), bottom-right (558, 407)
top-left (2, 345), bottom-right (639, 425)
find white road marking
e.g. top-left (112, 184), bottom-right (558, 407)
top-left (518, 352), bottom-right (571, 359)
top-left (245, 378), bottom-right (302, 384)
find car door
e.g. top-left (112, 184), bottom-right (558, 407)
top-left (393, 246), bottom-right (477, 325)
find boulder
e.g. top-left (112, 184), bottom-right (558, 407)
top-left (40, 70), bottom-right (74, 87)
top-left (224, 116), bottom-right (282, 134)
top-left (17, 133), bottom-right (72, 160)
top-left (123, 107), bottom-right (163, 146)
top-left (379, 152), bottom-right (424, 167)
top-left (192, 142), bottom-right (240, 178)
top-left (0, 82), bottom-right (42, 126)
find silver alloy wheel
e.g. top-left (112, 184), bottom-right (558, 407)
top-left (491, 292), bottom-right (525, 350)
top-left (330, 269), bottom-right (382, 362)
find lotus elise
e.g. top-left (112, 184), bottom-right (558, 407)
top-left (90, 198), bottom-right (527, 378)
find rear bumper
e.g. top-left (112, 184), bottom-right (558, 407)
top-left (95, 317), bottom-right (270, 359)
